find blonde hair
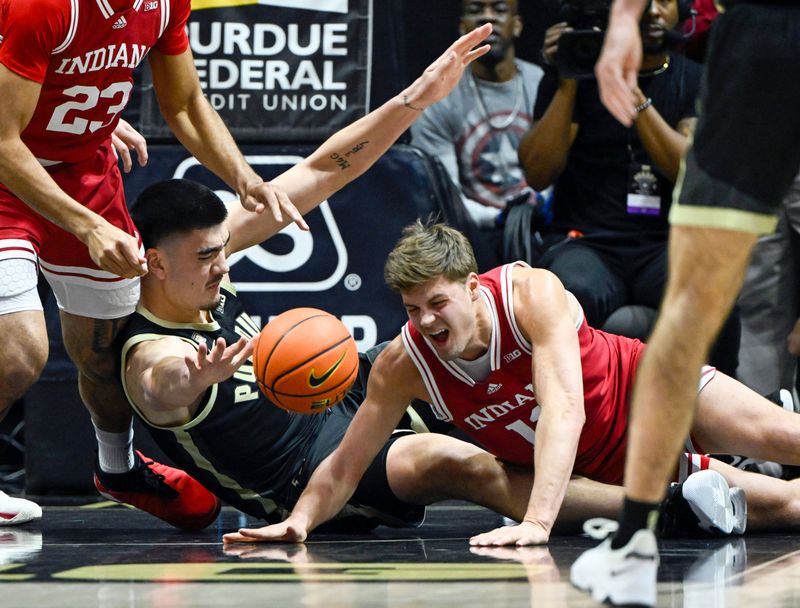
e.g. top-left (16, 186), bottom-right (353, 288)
top-left (384, 221), bottom-right (478, 292)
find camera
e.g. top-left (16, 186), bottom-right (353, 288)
top-left (555, 0), bottom-right (612, 79)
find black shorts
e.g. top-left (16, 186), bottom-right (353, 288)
top-left (672, 2), bottom-right (800, 234)
top-left (284, 345), bottom-right (425, 531)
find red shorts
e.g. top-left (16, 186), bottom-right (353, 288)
top-left (0, 141), bottom-right (142, 318)
top-left (0, 140), bottom-right (138, 273)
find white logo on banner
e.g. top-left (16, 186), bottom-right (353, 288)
top-left (173, 155), bottom-right (348, 292)
top-left (192, 0), bottom-right (348, 14)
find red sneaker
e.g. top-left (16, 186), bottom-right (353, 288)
top-left (94, 451), bottom-right (221, 531)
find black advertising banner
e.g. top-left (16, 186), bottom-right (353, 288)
top-left (139, 0), bottom-right (373, 142)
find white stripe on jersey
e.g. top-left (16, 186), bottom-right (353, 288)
top-left (401, 325), bottom-right (454, 422)
top-left (478, 286), bottom-right (502, 369)
top-left (499, 262), bottom-right (533, 354)
top-left (133, 0), bottom-right (145, 10)
top-left (159, 0), bottom-right (171, 37)
top-left (52, 0), bottom-right (79, 54)
top-left (95, 0), bottom-right (114, 19)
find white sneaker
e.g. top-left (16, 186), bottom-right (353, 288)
top-left (682, 469), bottom-right (746, 535)
top-left (570, 518), bottom-right (659, 607)
top-left (0, 491), bottom-right (42, 526)
top-left (658, 469), bottom-right (746, 537)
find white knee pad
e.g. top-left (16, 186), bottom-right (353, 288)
top-left (0, 258), bottom-right (42, 315)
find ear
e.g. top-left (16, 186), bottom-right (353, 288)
top-left (145, 248), bottom-right (167, 280)
top-left (467, 272), bottom-right (481, 300)
top-left (512, 15), bottom-right (523, 38)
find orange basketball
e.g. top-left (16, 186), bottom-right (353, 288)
top-left (252, 307), bottom-right (359, 414)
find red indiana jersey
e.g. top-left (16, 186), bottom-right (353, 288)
top-left (0, 0), bottom-right (190, 164)
top-left (401, 262), bottom-right (645, 485)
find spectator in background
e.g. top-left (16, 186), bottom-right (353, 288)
top-left (517, 0), bottom-right (739, 375)
top-left (411, 0), bottom-right (545, 260)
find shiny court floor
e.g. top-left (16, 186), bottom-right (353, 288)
top-left (1, 502), bottom-right (799, 608)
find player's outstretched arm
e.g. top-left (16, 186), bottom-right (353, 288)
top-left (225, 24), bottom-right (492, 255)
top-left (224, 342), bottom-right (416, 543)
top-left (470, 268), bottom-right (586, 547)
top-left (126, 336), bottom-right (254, 413)
top-left (0, 65), bottom-right (147, 279)
top-left (595, 0), bottom-right (648, 126)
top-left (147, 48), bottom-right (307, 231)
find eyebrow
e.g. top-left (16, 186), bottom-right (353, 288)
top-left (197, 232), bottom-right (231, 256)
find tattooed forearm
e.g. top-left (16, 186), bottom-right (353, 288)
top-left (330, 140), bottom-right (370, 171)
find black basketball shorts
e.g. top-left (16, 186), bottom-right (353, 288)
top-left (671, 2), bottom-right (800, 234)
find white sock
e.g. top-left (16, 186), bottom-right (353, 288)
top-left (94, 424), bottom-right (135, 474)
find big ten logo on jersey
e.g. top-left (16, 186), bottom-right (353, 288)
top-left (173, 155), bottom-right (378, 351)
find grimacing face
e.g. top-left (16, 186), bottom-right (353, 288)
top-left (157, 225), bottom-right (231, 314)
top-left (401, 274), bottom-right (480, 361)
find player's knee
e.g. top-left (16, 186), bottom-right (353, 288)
top-left (0, 347), bottom-right (47, 403)
top-left (66, 347), bottom-right (117, 385)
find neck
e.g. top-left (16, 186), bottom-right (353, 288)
top-left (471, 51), bottom-right (517, 83)
top-left (640, 52), bottom-right (669, 74)
top-left (460, 296), bottom-right (493, 361)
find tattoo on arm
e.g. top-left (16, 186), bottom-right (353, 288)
top-left (329, 141), bottom-right (370, 171)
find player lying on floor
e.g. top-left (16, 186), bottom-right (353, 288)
top-left (224, 222), bottom-right (800, 546)
top-left (119, 174), bottom-right (738, 542)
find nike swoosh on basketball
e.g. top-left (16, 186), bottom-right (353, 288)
top-left (308, 350), bottom-right (347, 388)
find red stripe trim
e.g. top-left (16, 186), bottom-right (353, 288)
top-left (40, 267), bottom-right (126, 283)
top-left (0, 512), bottom-right (17, 520)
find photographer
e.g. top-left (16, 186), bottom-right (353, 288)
top-left (517, 0), bottom-right (739, 376)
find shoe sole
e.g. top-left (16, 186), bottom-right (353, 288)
top-left (684, 469), bottom-right (747, 535)
top-left (0, 508), bottom-right (43, 526)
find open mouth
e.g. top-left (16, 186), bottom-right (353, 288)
top-left (429, 329), bottom-right (449, 344)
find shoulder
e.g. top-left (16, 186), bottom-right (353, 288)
top-left (371, 335), bottom-right (423, 390)
top-left (517, 58), bottom-right (545, 81)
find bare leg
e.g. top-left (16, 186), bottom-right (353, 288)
top-left (386, 433), bottom-right (622, 533)
top-left (0, 311), bottom-right (48, 423)
top-left (709, 458), bottom-right (800, 531)
top-left (693, 372), bottom-right (800, 463)
top-left (59, 311), bottom-right (131, 432)
top-left (625, 225), bottom-right (757, 503)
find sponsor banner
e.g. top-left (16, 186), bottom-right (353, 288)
top-left (139, 0), bottom-right (373, 141)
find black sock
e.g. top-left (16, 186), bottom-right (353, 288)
top-left (610, 497), bottom-right (660, 549)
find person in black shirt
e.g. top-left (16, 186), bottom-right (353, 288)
top-left (518, 0), bottom-right (739, 375)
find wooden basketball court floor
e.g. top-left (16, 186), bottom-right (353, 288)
top-left (2, 501), bottom-right (799, 608)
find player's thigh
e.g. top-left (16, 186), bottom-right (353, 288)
top-left (692, 371), bottom-right (796, 455)
top-left (0, 257), bottom-right (48, 383)
top-left (664, 226), bottom-right (756, 334)
top-left (59, 310), bottom-right (131, 381)
top-left (386, 432), bottom-right (498, 503)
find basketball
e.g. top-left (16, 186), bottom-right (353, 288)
top-left (252, 307), bottom-right (359, 414)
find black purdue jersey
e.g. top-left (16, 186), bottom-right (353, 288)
top-left (119, 284), bottom-right (326, 523)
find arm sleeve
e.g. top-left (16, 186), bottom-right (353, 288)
top-left (0, 0), bottom-right (68, 83)
top-left (154, 0), bottom-right (191, 55)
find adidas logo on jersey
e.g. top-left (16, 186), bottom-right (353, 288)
top-left (487, 383), bottom-right (503, 395)
top-left (112, 16), bottom-right (127, 29)
top-left (144, 1), bottom-right (159, 10)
